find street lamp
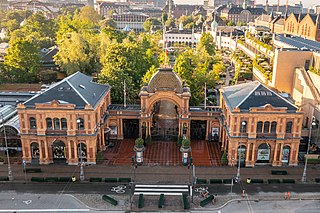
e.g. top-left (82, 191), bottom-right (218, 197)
top-left (77, 118), bottom-right (84, 181)
top-left (1, 113), bottom-right (13, 181)
top-left (236, 121), bottom-right (246, 180)
top-left (302, 115), bottom-right (316, 183)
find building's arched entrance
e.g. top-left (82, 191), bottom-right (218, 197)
top-left (123, 119), bottom-right (139, 139)
top-left (77, 142), bottom-right (87, 162)
top-left (238, 145), bottom-right (246, 167)
top-left (30, 142), bottom-right (40, 164)
top-left (282, 145), bottom-right (291, 165)
top-left (151, 100), bottom-right (179, 141)
top-left (256, 143), bottom-right (270, 163)
top-left (52, 140), bottom-right (66, 164)
top-left (190, 120), bottom-right (206, 140)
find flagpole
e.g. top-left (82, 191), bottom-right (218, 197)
top-left (204, 82), bottom-right (207, 110)
top-left (124, 80), bottom-right (126, 108)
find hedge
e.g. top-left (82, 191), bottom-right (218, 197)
top-left (105, 178), bottom-right (118, 183)
top-left (182, 193), bottom-right (189, 209)
top-left (200, 194), bottom-right (214, 207)
top-left (210, 179), bottom-right (222, 184)
top-left (282, 179), bottom-right (295, 184)
top-left (118, 178), bottom-right (131, 182)
top-left (138, 194), bottom-right (143, 208)
top-left (268, 179), bottom-right (281, 184)
top-left (102, 195), bottom-right (118, 206)
top-left (0, 176), bottom-right (9, 181)
top-left (45, 177), bottom-right (59, 182)
top-left (251, 179), bottom-right (264, 184)
top-left (158, 194), bottom-right (165, 208)
top-left (90, 178), bottom-right (102, 182)
top-left (59, 177), bottom-right (71, 182)
top-left (31, 177), bottom-right (45, 182)
top-left (307, 159), bottom-right (320, 164)
top-left (223, 179), bottom-right (232, 184)
top-left (196, 179), bottom-right (207, 184)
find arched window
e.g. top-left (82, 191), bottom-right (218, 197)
top-left (54, 118), bottom-right (60, 130)
top-left (271, 121), bottom-right (277, 133)
top-left (286, 121), bottom-right (293, 133)
top-left (256, 121), bottom-right (263, 133)
top-left (263, 121), bottom-right (270, 133)
top-left (241, 121), bottom-right (247, 133)
top-left (46, 118), bottom-right (52, 129)
top-left (61, 118), bottom-right (67, 130)
top-left (29, 117), bottom-right (37, 129)
top-left (77, 118), bottom-right (85, 130)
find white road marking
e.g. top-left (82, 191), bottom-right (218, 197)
top-left (135, 184), bottom-right (188, 188)
top-left (134, 192), bottom-right (183, 196)
top-left (135, 188), bottom-right (188, 192)
top-left (23, 200), bottom-right (32, 205)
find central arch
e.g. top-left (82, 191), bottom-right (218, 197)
top-left (150, 99), bottom-right (179, 141)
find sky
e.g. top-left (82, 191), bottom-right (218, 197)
top-left (173, 0), bottom-right (319, 8)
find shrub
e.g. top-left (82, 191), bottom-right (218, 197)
top-left (96, 151), bottom-right (104, 164)
top-left (38, 70), bottom-right (58, 83)
top-left (182, 139), bottom-right (190, 148)
top-left (0, 156), bottom-right (4, 162)
top-left (221, 152), bottom-right (228, 165)
top-left (177, 136), bottom-right (182, 146)
top-left (135, 138), bottom-right (144, 147)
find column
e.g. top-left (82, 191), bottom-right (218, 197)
top-left (251, 143), bottom-right (256, 162)
top-left (246, 143), bottom-right (251, 163)
top-left (38, 141), bottom-right (43, 164)
top-left (278, 143), bottom-right (283, 165)
top-left (44, 140), bottom-right (49, 162)
top-left (68, 140), bottom-right (73, 164)
top-left (273, 143), bottom-right (278, 162)
top-left (74, 141), bottom-right (78, 163)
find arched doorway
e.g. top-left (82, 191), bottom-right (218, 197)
top-left (0, 126), bottom-right (21, 152)
top-left (238, 145), bottom-right (246, 167)
top-left (77, 142), bottom-right (87, 162)
top-left (190, 120), bottom-right (206, 140)
top-left (256, 143), bottom-right (270, 163)
top-left (30, 142), bottom-right (40, 164)
top-left (151, 100), bottom-right (179, 141)
top-left (282, 146), bottom-right (291, 165)
top-left (52, 140), bottom-right (66, 164)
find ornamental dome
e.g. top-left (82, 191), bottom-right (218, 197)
top-left (148, 68), bottom-right (183, 93)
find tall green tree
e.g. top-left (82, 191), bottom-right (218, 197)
top-left (54, 32), bottom-right (93, 75)
top-left (4, 39), bottom-right (40, 82)
top-left (197, 32), bottom-right (215, 56)
top-left (143, 17), bottom-right (161, 32)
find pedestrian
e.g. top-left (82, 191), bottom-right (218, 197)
top-left (287, 191), bottom-right (291, 199)
top-left (284, 192), bottom-right (288, 200)
top-left (72, 176), bottom-right (76, 182)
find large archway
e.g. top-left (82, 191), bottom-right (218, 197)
top-left (52, 140), bottom-right (66, 164)
top-left (151, 100), bottom-right (179, 141)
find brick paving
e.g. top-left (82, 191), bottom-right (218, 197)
top-left (104, 139), bottom-right (222, 166)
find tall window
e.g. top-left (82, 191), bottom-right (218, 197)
top-left (54, 118), bottom-right (60, 130)
top-left (29, 117), bottom-right (37, 129)
top-left (263, 121), bottom-right (270, 133)
top-left (77, 118), bottom-right (84, 130)
top-left (271, 121), bottom-right (277, 133)
top-left (286, 121), bottom-right (293, 133)
top-left (61, 118), bottom-right (67, 130)
top-left (241, 121), bottom-right (247, 133)
top-left (46, 118), bottom-right (52, 129)
top-left (257, 121), bottom-right (263, 133)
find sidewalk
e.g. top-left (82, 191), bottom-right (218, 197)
top-left (0, 163), bottom-right (319, 183)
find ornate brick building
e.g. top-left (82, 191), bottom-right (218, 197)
top-left (220, 81), bottom-right (304, 167)
top-left (17, 70), bottom-right (304, 167)
top-left (17, 72), bottom-right (111, 165)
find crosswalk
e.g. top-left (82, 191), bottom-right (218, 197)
top-left (134, 184), bottom-right (190, 196)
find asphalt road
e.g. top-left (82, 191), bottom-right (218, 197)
top-left (192, 200), bottom-right (320, 213)
top-left (1, 182), bottom-right (320, 195)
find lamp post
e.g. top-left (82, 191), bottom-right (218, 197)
top-left (236, 121), bottom-right (246, 180)
top-left (302, 115), bottom-right (316, 183)
top-left (77, 118), bottom-right (84, 181)
top-left (1, 113), bottom-right (13, 181)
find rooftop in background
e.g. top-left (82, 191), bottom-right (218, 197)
top-left (0, 83), bottom-right (42, 92)
top-left (275, 34), bottom-right (320, 52)
top-left (0, 92), bottom-right (36, 106)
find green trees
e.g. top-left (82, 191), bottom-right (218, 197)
top-left (197, 32), bottom-right (215, 56)
top-left (143, 17), bottom-right (161, 32)
top-left (3, 39), bottom-right (40, 82)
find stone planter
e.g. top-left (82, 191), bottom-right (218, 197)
top-left (134, 145), bottom-right (145, 166)
top-left (180, 146), bottom-right (191, 166)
